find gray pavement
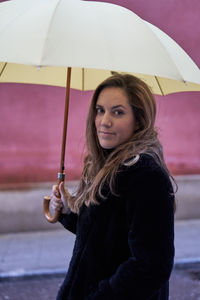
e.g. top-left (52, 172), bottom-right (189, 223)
top-left (0, 219), bottom-right (200, 279)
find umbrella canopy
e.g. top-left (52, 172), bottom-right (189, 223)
top-left (0, 0), bottom-right (200, 95)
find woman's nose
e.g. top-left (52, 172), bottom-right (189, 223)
top-left (101, 112), bottom-right (112, 127)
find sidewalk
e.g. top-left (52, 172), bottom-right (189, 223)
top-left (0, 219), bottom-right (200, 279)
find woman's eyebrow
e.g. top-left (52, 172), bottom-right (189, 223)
top-left (96, 104), bottom-right (127, 110)
top-left (96, 104), bottom-right (126, 108)
top-left (111, 105), bottom-right (126, 109)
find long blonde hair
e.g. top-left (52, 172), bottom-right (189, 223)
top-left (68, 73), bottom-right (174, 213)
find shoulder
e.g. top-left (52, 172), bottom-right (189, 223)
top-left (116, 153), bottom-right (173, 194)
top-left (120, 153), bottom-right (166, 177)
top-left (116, 154), bottom-right (174, 214)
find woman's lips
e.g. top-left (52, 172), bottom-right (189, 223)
top-left (99, 131), bottom-right (115, 135)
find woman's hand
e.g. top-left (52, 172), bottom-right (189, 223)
top-left (51, 182), bottom-right (71, 214)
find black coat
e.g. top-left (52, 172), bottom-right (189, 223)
top-left (57, 154), bottom-right (174, 300)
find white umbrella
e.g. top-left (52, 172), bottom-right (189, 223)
top-left (0, 0), bottom-right (200, 92)
top-left (0, 0), bottom-right (200, 222)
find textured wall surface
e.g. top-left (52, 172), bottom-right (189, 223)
top-left (0, 0), bottom-right (200, 185)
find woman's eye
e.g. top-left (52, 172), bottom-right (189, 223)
top-left (96, 107), bottom-right (104, 114)
top-left (113, 110), bottom-right (124, 116)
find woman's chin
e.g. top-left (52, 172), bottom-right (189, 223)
top-left (100, 143), bottom-right (116, 149)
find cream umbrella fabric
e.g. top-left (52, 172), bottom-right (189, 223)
top-left (1, 63), bottom-right (200, 95)
top-left (0, 0), bottom-right (200, 95)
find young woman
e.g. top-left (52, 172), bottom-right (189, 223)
top-left (51, 73), bottom-right (175, 300)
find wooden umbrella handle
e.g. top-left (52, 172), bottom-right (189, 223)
top-left (43, 67), bottom-right (71, 224)
top-left (43, 195), bottom-right (61, 223)
top-left (43, 173), bottom-right (65, 223)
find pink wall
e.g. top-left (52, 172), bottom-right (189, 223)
top-left (0, 0), bottom-right (200, 184)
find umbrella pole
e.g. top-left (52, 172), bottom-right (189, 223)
top-left (43, 67), bottom-right (72, 223)
top-left (59, 67), bottom-right (72, 176)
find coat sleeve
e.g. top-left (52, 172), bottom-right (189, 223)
top-left (59, 211), bottom-right (78, 234)
top-left (86, 165), bottom-right (175, 300)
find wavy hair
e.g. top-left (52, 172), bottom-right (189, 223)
top-left (68, 73), bottom-right (175, 213)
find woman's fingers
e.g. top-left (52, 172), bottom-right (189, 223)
top-left (51, 196), bottom-right (63, 211)
top-left (51, 182), bottom-right (71, 214)
top-left (51, 184), bottom-right (63, 211)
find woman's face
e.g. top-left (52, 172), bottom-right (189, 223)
top-left (95, 87), bottom-right (136, 149)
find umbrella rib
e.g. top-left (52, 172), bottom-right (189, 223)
top-left (144, 21), bottom-right (185, 82)
top-left (39, 0), bottom-right (62, 66)
top-left (155, 76), bottom-right (164, 96)
top-left (0, 62), bottom-right (7, 78)
top-left (82, 68), bottom-right (85, 91)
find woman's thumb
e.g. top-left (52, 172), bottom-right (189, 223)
top-left (59, 182), bottom-right (66, 198)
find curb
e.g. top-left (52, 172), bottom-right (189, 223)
top-left (0, 268), bottom-right (66, 280)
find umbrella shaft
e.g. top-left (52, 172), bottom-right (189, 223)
top-left (59, 67), bottom-right (72, 177)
